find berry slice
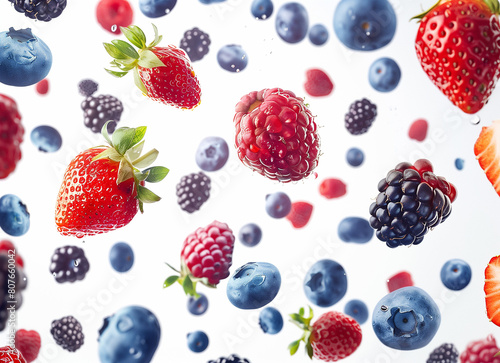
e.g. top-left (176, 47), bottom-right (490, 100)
top-left (474, 119), bottom-right (500, 196)
top-left (485, 255), bottom-right (500, 326)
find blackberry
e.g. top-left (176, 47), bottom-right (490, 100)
top-left (78, 79), bottom-right (99, 97)
top-left (49, 245), bottom-right (90, 283)
top-left (176, 172), bottom-right (211, 213)
top-left (369, 159), bottom-right (456, 248)
top-left (0, 253), bottom-right (27, 331)
top-left (208, 354), bottom-right (251, 363)
top-left (8, 0), bottom-right (67, 21)
top-left (180, 27), bottom-right (211, 62)
top-left (345, 98), bottom-right (377, 135)
top-left (50, 316), bottom-right (84, 352)
top-left (81, 94), bottom-right (123, 134)
top-left (426, 343), bottom-right (459, 363)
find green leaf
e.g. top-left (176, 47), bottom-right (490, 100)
top-left (137, 185), bottom-right (161, 203)
top-left (103, 42), bottom-right (129, 59)
top-left (121, 25), bottom-right (147, 49)
top-left (112, 39), bottom-right (140, 59)
top-left (306, 343), bottom-right (313, 359)
top-left (288, 340), bottom-right (301, 356)
top-left (126, 140), bottom-right (145, 161)
top-left (495, 350), bottom-right (500, 357)
top-left (92, 147), bottom-right (122, 163)
top-left (132, 126), bottom-right (147, 146)
top-left (101, 121), bottom-right (113, 145)
top-left (138, 200), bottom-right (144, 213)
top-left (133, 68), bottom-right (148, 95)
top-left (134, 169), bottom-right (150, 182)
top-left (148, 23), bottom-right (163, 48)
top-left (116, 159), bottom-right (134, 184)
top-left (182, 275), bottom-right (195, 296)
top-left (165, 262), bottom-right (181, 274)
top-left (138, 49), bottom-right (165, 68)
top-left (299, 307), bottom-right (305, 316)
top-left (105, 69), bottom-right (129, 78)
top-left (290, 313), bottom-right (304, 324)
top-left (163, 275), bottom-right (179, 288)
top-left (143, 166), bottom-right (169, 183)
top-left (133, 149), bottom-right (159, 168)
top-left (112, 127), bottom-right (137, 155)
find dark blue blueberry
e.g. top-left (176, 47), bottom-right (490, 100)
top-left (265, 192), bottom-right (292, 218)
top-left (0, 194), bottom-right (30, 236)
top-left (275, 2), bottom-right (309, 44)
top-left (195, 136), bottom-right (229, 172)
top-left (187, 331), bottom-right (209, 353)
top-left (227, 262), bottom-right (281, 309)
top-left (217, 45), bottom-right (248, 72)
top-left (372, 286), bottom-right (441, 350)
top-left (308, 24), bottom-right (328, 45)
top-left (369, 57), bottom-right (401, 92)
top-left (304, 259), bottom-right (347, 307)
top-left (344, 299), bottom-right (369, 324)
top-left (238, 223), bottom-right (262, 247)
top-left (346, 147), bottom-right (364, 167)
top-left (333, 0), bottom-right (397, 51)
top-left (251, 0), bottom-right (273, 20)
top-left (259, 307), bottom-right (283, 334)
top-left (98, 306), bottom-right (161, 363)
top-left (455, 158), bottom-right (464, 170)
top-left (31, 125), bottom-right (62, 152)
top-left (338, 217), bottom-right (373, 243)
top-left (440, 259), bottom-right (471, 291)
top-left (187, 293), bottom-right (209, 315)
top-left (139, 0), bottom-right (177, 18)
top-left (109, 242), bottom-right (134, 273)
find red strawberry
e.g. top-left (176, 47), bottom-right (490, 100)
top-left (474, 119), bottom-right (500, 196)
top-left (413, 0), bottom-right (500, 114)
top-left (485, 255), bottom-right (500, 326)
top-left (304, 69), bottom-right (334, 97)
top-left (15, 330), bottom-right (41, 363)
top-left (289, 307), bottom-right (362, 362)
top-left (55, 122), bottom-right (168, 237)
top-left (319, 178), bottom-right (347, 199)
top-left (233, 88), bottom-right (321, 182)
top-left (286, 201), bottom-right (313, 228)
top-left (104, 24), bottom-right (201, 109)
top-left (387, 271), bottom-right (414, 292)
top-left (164, 221), bottom-right (235, 296)
top-left (96, 0), bottom-right (133, 34)
top-left (0, 346), bottom-right (27, 363)
top-left (35, 79), bottom-right (49, 95)
top-left (0, 95), bottom-right (23, 180)
top-left (460, 335), bottom-right (500, 362)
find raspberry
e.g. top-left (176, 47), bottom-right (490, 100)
top-left (286, 201), bottom-right (313, 228)
top-left (8, 0), bottom-right (67, 21)
top-left (0, 95), bottom-right (23, 180)
top-left (345, 98), bottom-right (377, 135)
top-left (81, 94), bottom-right (123, 133)
top-left (319, 178), bottom-right (347, 199)
top-left (50, 316), bottom-right (84, 352)
top-left (179, 27), bottom-right (211, 62)
top-left (176, 172), bottom-right (211, 213)
top-left (409, 119), bottom-right (429, 142)
top-left (426, 343), bottom-right (458, 363)
top-left (460, 335), bottom-right (500, 363)
top-left (387, 271), bottom-right (414, 292)
top-left (15, 330), bottom-right (41, 363)
top-left (78, 79), bottom-right (98, 97)
top-left (35, 79), bottom-right (49, 95)
top-left (369, 159), bottom-right (456, 248)
top-left (233, 88), bottom-right (321, 182)
top-left (49, 246), bottom-right (90, 283)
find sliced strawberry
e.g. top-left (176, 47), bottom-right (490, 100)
top-left (485, 255), bottom-right (500, 326)
top-left (475, 120), bottom-right (500, 196)
top-left (286, 201), bottom-right (313, 228)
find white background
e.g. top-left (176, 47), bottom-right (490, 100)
top-left (1, 0), bottom-right (500, 362)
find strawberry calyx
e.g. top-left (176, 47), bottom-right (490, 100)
top-left (163, 261), bottom-right (216, 297)
top-left (104, 24), bottom-right (166, 95)
top-left (411, 0), bottom-right (500, 21)
top-left (289, 306), bottom-right (315, 359)
top-left (92, 121), bottom-right (169, 213)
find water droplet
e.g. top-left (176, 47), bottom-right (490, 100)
top-left (117, 316), bottom-right (134, 332)
top-left (111, 25), bottom-right (117, 32)
top-left (470, 115), bottom-right (480, 125)
top-left (165, 9), bottom-right (170, 14)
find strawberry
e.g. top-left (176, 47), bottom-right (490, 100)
top-left (164, 221), bottom-right (235, 296)
top-left (0, 94), bottom-right (23, 180)
top-left (485, 255), bottom-right (500, 326)
top-left (460, 335), bottom-right (500, 362)
top-left (96, 0), bottom-right (133, 35)
top-left (0, 346), bottom-right (27, 363)
top-left (286, 201), bottom-right (313, 228)
top-left (289, 307), bottom-right (362, 362)
top-left (304, 69), bottom-right (334, 97)
top-left (413, 0), bottom-right (500, 114)
top-left (15, 330), bottom-right (41, 363)
top-left (55, 122), bottom-right (168, 237)
top-left (474, 119), bottom-right (500, 196)
top-left (104, 24), bottom-right (201, 109)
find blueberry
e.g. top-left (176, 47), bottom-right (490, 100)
top-left (304, 259), bottom-right (347, 307)
top-left (238, 223), bottom-right (262, 247)
top-left (187, 331), bottom-right (209, 353)
top-left (198, 0), bottom-right (226, 3)
top-left (275, 2), bottom-right (309, 44)
top-left (455, 158), bottom-right (464, 170)
top-left (265, 192), bottom-right (292, 218)
top-left (227, 262), bottom-right (281, 309)
top-left (338, 217), bottom-right (373, 243)
top-left (333, 0), bottom-right (397, 51)
top-left (308, 24), bottom-right (329, 45)
top-left (139, 0), bottom-right (177, 18)
top-left (187, 293), bottom-right (209, 315)
top-left (369, 57), bottom-right (401, 92)
top-left (109, 242), bottom-right (134, 273)
top-left (346, 147), bottom-right (364, 167)
top-left (259, 307), bottom-right (283, 334)
top-left (217, 45), bottom-right (248, 73)
top-left (372, 286), bottom-right (441, 350)
top-left (344, 299), bottom-right (369, 324)
top-left (0, 194), bottom-right (30, 237)
top-left (251, 0), bottom-right (273, 20)
top-left (440, 259), bottom-right (471, 291)
top-left (98, 306), bottom-right (161, 363)
top-left (30, 125), bottom-right (62, 152)
top-left (195, 136), bottom-right (229, 172)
